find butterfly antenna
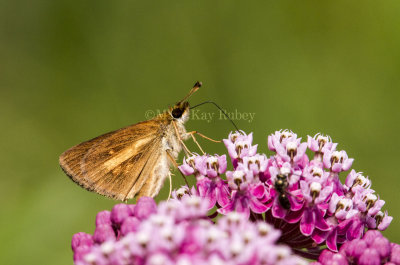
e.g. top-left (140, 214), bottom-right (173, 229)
top-left (179, 81), bottom-right (202, 104)
top-left (190, 101), bottom-right (240, 131)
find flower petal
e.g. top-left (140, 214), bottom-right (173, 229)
top-left (314, 208), bottom-right (330, 231)
top-left (218, 155), bottom-right (227, 174)
top-left (272, 200), bottom-right (286, 219)
top-left (284, 208), bottom-right (304, 223)
top-left (300, 208), bottom-right (315, 236)
top-left (179, 164), bottom-right (194, 176)
top-left (326, 229), bottom-right (338, 251)
top-left (342, 158), bottom-right (354, 171)
top-left (249, 197), bottom-right (269, 213)
top-left (251, 184), bottom-right (266, 198)
top-left (312, 229), bottom-right (327, 244)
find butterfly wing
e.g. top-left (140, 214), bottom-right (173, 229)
top-left (136, 151), bottom-right (170, 198)
top-left (59, 119), bottom-right (171, 201)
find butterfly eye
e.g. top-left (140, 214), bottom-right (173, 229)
top-left (172, 108), bottom-right (184, 119)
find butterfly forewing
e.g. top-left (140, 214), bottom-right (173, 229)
top-left (59, 119), bottom-right (170, 201)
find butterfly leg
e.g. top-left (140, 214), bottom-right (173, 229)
top-left (171, 121), bottom-right (193, 156)
top-left (166, 150), bottom-right (191, 191)
top-left (186, 131), bottom-right (221, 143)
top-left (167, 171), bottom-right (172, 201)
top-left (184, 131), bottom-right (222, 155)
top-left (188, 133), bottom-right (205, 155)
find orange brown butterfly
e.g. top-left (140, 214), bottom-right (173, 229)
top-left (59, 82), bottom-right (221, 201)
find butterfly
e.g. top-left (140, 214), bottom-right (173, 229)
top-left (59, 82), bottom-right (203, 201)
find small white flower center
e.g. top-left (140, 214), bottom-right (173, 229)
top-left (375, 211), bottom-right (384, 218)
top-left (236, 141), bottom-right (248, 149)
top-left (230, 240), bottom-right (243, 256)
top-left (209, 256), bottom-right (225, 265)
top-left (312, 167), bottom-right (323, 177)
top-left (186, 156), bottom-right (196, 167)
top-left (317, 135), bottom-right (329, 145)
top-left (247, 157), bottom-right (256, 165)
top-left (243, 231), bottom-right (254, 244)
top-left (286, 141), bottom-right (297, 152)
top-left (365, 193), bottom-right (377, 202)
top-left (257, 222), bottom-right (271, 236)
top-left (206, 227), bottom-right (220, 242)
top-left (281, 130), bottom-right (294, 140)
top-left (185, 196), bottom-right (201, 208)
top-left (101, 241), bottom-right (114, 255)
top-left (356, 174), bottom-right (370, 188)
top-left (310, 182), bottom-right (322, 193)
top-left (149, 254), bottom-right (166, 265)
top-left (207, 156), bottom-right (218, 166)
top-left (84, 253), bottom-right (96, 263)
top-left (137, 231), bottom-right (150, 245)
top-left (276, 246), bottom-right (290, 259)
top-left (176, 187), bottom-right (189, 198)
top-left (230, 132), bottom-right (240, 142)
top-left (296, 260), bottom-right (309, 265)
top-left (161, 227), bottom-right (173, 241)
top-left (281, 166), bottom-right (291, 176)
top-left (332, 151), bottom-right (342, 162)
top-left (338, 198), bottom-right (353, 211)
top-left (150, 215), bottom-right (166, 226)
top-left (227, 212), bottom-right (241, 224)
top-left (233, 170), bottom-right (245, 182)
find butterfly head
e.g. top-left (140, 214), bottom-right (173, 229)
top-left (169, 81), bottom-right (201, 123)
top-left (171, 101), bottom-right (190, 123)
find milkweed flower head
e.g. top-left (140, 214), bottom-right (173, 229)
top-left (179, 130), bottom-right (393, 256)
top-left (72, 130), bottom-right (396, 264)
top-left (72, 196), bottom-right (307, 265)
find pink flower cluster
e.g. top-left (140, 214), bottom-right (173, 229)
top-left (71, 130), bottom-right (397, 264)
top-left (178, 130), bottom-right (393, 256)
top-left (312, 230), bottom-right (400, 265)
top-left (72, 196), bottom-right (307, 265)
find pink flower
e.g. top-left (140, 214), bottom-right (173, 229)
top-left (195, 154), bottom-right (227, 178)
top-left (317, 230), bottom-right (399, 265)
top-left (307, 134), bottom-right (335, 154)
top-left (93, 224), bottom-right (115, 243)
top-left (269, 130), bottom-right (308, 164)
top-left (323, 149), bottom-right (354, 173)
top-left (171, 185), bottom-right (192, 200)
top-left (223, 131), bottom-right (257, 167)
top-left (133, 196), bottom-right (157, 220)
top-left (267, 162), bottom-right (304, 219)
top-left (196, 176), bottom-right (230, 209)
top-left (268, 130), bottom-right (298, 151)
top-left (239, 153), bottom-right (269, 179)
top-left (72, 232), bottom-right (93, 262)
top-left (375, 210), bottom-right (393, 230)
top-left (344, 170), bottom-right (371, 191)
top-left (178, 154), bottom-right (205, 176)
top-left (221, 169), bottom-right (268, 218)
top-left (328, 193), bottom-right (357, 220)
top-left (111, 204), bottom-right (132, 225)
top-left (95, 211), bottom-right (112, 226)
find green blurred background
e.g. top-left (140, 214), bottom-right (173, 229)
top-left (1, 1), bottom-right (399, 264)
